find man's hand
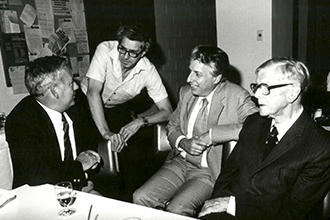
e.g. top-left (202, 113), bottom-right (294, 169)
top-left (198, 131), bottom-right (212, 146)
top-left (76, 150), bottom-right (101, 171)
top-left (103, 132), bottom-right (126, 153)
top-left (198, 197), bottom-right (230, 218)
top-left (180, 136), bottom-right (210, 155)
top-left (119, 118), bottom-right (144, 142)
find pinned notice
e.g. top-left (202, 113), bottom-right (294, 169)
top-left (0, 10), bottom-right (20, 33)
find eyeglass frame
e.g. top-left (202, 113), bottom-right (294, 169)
top-left (117, 44), bottom-right (143, 58)
top-left (250, 83), bottom-right (293, 95)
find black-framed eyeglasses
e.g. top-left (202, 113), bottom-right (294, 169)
top-left (250, 83), bottom-right (293, 95)
top-left (117, 44), bottom-right (142, 58)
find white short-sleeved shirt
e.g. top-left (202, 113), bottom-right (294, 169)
top-left (82, 41), bottom-right (168, 108)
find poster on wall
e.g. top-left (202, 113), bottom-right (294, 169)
top-left (0, 0), bottom-right (89, 94)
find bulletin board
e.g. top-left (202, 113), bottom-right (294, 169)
top-left (0, 0), bottom-right (90, 94)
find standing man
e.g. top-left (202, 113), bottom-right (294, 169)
top-left (6, 56), bottom-right (100, 190)
top-left (83, 21), bottom-right (172, 200)
top-left (83, 22), bottom-right (172, 151)
top-left (199, 57), bottom-right (330, 220)
top-left (133, 45), bottom-right (258, 216)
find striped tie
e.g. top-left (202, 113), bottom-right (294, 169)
top-left (262, 125), bottom-right (278, 161)
top-left (186, 98), bottom-right (209, 167)
top-left (62, 114), bottom-right (73, 161)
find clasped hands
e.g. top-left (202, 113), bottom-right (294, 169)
top-left (76, 150), bottom-right (101, 171)
top-left (103, 118), bottom-right (144, 152)
top-left (180, 131), bottom-right (213, 156)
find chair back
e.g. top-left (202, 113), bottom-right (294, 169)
top-left (222, 141), bottom-right (237, 167)
top-left (323, 190), bottom-right (330, 218)
top-left (154, 122), bottom-right (171, 155)
top-left (0, 131), bottom-right (13, 190)
top-left (97, 140), bottom-right (120, 177)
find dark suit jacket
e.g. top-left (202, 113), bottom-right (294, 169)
top-left (5, 96), bottom-right (98, 188)
top-left (167, 81), bottom-right (258, 180)
top-left (212, 111), bottom-right (330, 220)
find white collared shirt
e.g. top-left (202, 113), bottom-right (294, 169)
top-left (37, 101), bottom-right (77, 161)
top-left (81, 40), bottom-right (168, 108)
top-left (175, 88), bottom-right (215, 167)
top-left (272, 106), bottom-right (304, 141)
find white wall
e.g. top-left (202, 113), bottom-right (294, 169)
top-left (0, 51), bottom-right (28, 116)
top-left (216, 0), bottom-right (272, 90)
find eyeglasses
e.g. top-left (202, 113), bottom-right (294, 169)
top-left (117, 44), bottom-right (142, 58)
top-left (250, 83), bottom-right (293, 95)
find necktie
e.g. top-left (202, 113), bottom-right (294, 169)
top-left (62, 114), bottom-right (73, 161)
top-left (262, 125), bottom-right (278, 161)
top-left (186, 98), bottom-right (209, 167)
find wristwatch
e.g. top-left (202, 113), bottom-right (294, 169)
top-left (141, 116), bottom-right (149, 127)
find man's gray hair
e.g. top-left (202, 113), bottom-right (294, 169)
top-left (25, 56), bottom-right (67, 97)
top-left (255, 57), bottom-right (311, 94)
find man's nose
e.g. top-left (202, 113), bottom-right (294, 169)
top-left (123, 51), bottom-right (130, 59)
top-left (186, 72), bottom-right (193, 83)
top-left (254, 88), bottom-right (263, 99)
top-left (73, 81), bottom-right (79, 90)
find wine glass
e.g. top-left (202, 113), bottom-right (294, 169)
top-left (54, 181), bottom-right (76, 216)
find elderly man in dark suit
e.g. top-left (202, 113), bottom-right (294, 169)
top-left (133, 45), bottom-right (258, 216)
top-left (199, 57), bottom-right (330, 220)
top-left (6, 56), bottom-right (100, 190)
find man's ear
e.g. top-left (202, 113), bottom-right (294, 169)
top-left (140, 50), bottom-right (147, 58)
top-left (288, 85), bottom-right (301, 103)
top-left (214, 74), bottom-right (222, 85)
top-left (49, 83), bottom-right (60, 99)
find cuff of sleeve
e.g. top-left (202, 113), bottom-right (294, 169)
top-left (175, 135), bottom-right (186, 149)
top-left (226, 196), bottom-right (236, 216)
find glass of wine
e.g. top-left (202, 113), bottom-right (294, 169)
top-left (54, 181), bottom-right (76, 216)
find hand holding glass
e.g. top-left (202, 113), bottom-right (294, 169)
top-left (54, 181), bottom-right (76, 216)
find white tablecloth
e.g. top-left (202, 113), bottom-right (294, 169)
top-left (0, 184), bottom-right (197, 220)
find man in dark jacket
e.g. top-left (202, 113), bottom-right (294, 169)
top-left (199, 57), bottom-right (330, 220)
top-left (6, 56), bottom-right (100, 190)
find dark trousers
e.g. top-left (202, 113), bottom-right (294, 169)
top-left (73, 89), bottom-right (156, 201)
top-left (104, 105), bottom-right (155, 202)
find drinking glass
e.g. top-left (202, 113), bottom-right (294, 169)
top-left (54, 181), bottom-right (76, 216)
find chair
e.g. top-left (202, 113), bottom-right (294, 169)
top-left (0, 131), bottom-right (13, 190)
top-left (323, 191), bottom-right (330, 219)
top-left (154, 122), bottom-right (172, 155)
top-left (97, 139), bottom-right (120, 177)
top-left (222, 140), bottom-right (237, 166)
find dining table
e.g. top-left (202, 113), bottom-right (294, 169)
top-left (0, 184), bottom-right (198, 220)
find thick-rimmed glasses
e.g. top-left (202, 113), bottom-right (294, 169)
top-left (250, 83), bottom-right (293, 95)
top-left (117, 44), bottom-right (142, 58)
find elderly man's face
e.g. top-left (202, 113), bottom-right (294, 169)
top-left (118, 36), bottom-right (145, 71)
top-left (254, 68), bottom-right (294, 120)
top-left (57, 66), bottom-right (78, 112)
top-left (187, 59), bottom-right (221, 97)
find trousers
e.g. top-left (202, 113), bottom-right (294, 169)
top-left (133, 156), bottom-right (214, 217)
